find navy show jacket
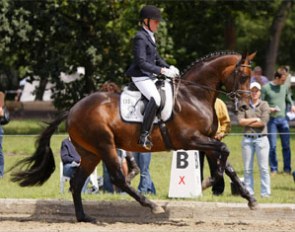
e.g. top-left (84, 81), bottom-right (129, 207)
top-left (60, 138), bottom-right (81, 165)
top-left (126, 28), bottom-right (169, 78)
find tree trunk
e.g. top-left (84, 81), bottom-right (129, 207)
top-left (224, 16), bottom-right (236, 50)
top-left (35, 78), bottom-right (47, 101)
top-left (264, 1), bottom-right (293, 80)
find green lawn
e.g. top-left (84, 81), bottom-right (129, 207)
top-left (0, 119), bottom-right (294, 205)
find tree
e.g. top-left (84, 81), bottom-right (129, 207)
top-left (0, 0), bottom-right (32, 95)
top-left (1, 0), bottom-right (295, 108)
top-left (264, 0), bottom-right (294, 79)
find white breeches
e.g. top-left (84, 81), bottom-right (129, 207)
top-left (131, 76), bottom-right (161, 106)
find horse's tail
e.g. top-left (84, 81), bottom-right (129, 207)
top-left (11, 111), bottom-right (69, 187)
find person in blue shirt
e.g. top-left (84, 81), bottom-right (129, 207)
top-left (60, 137), bottom-right (98, 193)
top-left (250, 66), bottom-right (269, 86)
top-left (132, 152), bottom-right (156, 194)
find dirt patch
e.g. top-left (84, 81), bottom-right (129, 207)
top-left (0, 215), bottom-right (294, 232)
top-left (1, 199), bottom-right (294, 231)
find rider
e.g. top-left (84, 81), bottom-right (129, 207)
top-left (126, 5), bottom-right (179, 150)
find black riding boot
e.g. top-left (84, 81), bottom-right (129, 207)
top-left (139, 97), bottom-right (159, 150)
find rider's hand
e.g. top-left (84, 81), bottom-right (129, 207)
top-left (161, 67), bottom-right (179, 78)
top-left (214, 132), bottom-right (225, 141)
top-left (169, 65), bottom-right (180, 77)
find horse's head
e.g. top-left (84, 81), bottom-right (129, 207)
top-left (179, 51), bottom-right (256, 112)
top-left (224, 52), bottom-right (256, 111)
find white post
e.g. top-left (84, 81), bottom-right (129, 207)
top-left (168, 150), bottom-right (202, 198)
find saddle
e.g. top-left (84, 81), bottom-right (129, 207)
top-left (120, 79), bottom-right (173, 123)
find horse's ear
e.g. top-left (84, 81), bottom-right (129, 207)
top-left (247, 52), bottom-right (257, 61)
top-left (241, 52), bottom-right (247, 60)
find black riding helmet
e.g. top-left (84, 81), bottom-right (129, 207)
top-left (140, 5), bottom-right (162, 31)
top-left (140, 5), bottom-right (163, 21)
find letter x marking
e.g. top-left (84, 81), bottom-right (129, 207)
top-left (178, 176), bottom-right (185, 185)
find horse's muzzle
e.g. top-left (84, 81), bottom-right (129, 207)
top-left (239, 104), bottom-right (249, 111)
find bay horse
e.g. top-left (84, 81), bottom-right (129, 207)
top-left (12, 51), bottom-right (257, 222)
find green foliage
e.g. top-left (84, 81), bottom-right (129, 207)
top-left (0, 1), bottom-right (294, 107)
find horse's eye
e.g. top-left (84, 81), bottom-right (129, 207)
top-left (240, 74), bottom-right (249, 83)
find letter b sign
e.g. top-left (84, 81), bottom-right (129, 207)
top-left (176, 151), bottom-right (189, 169)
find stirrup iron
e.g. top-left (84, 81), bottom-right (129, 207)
top-left (138, 132), bottom-right (153, 150)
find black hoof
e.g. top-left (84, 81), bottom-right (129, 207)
top-left (77, 215), bottom-right (97, 223)
top-left (248, 199), bottom-right (258, 210)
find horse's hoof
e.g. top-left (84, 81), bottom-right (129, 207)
top-left (248, 200), bottom-right (258, 210)
top-left (201, 178), bottom-right (212, 190)
top-left (152, 205), bottom-right (165, 214)
top-left (77, 215), bottom-right (97, 223)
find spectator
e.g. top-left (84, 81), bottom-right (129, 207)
top-left (60, 137), bottom-right (98, 193)
top-left (103, 149), bottom-right (139, 193)
top-left (251, 66), bottom-right (269, 86)
top-left (282, 66), bottom-right (293, 113)
top-left (200, 98), bottom-right (231, 195)
top-left (238, 82), bottom-right (271, 197)
top-left (100, 81), bottom-right (121, 93)
top-left (132, 152), bottom-right (156, 194)
top-left (261, 68), bottom-right (295, 175)
top-left (283, 65), bottom-right (292, 91)
top-left (0, 92), bottom-right (4, 178)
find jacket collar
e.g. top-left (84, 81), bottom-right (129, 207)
top-left (250, 99), bottom-right (261, 109)
top-left (141, 28), bottom-right (156, 46)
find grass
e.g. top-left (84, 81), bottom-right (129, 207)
top-left (1, 119), bottom-right (295, 205)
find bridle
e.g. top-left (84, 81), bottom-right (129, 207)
top-left (169, 54), bottom-right (253, 112)
top-left (172, 56), bottom-right (252, 97)
top-left (226, 57), bottom-right (252, 111)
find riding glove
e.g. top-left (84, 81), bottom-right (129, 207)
top-left (169, 65), bottom-right (180, 76)
top-left (162, 66), bottom-right (179, 78)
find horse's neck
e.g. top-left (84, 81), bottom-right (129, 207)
top-left (180, 70), bottom-right (219, 106)
top-left (176, 83), bottom-right (217, 114)
top-left (180, 55), bottom-right (239, 102)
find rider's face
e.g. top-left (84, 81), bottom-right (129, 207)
top-left (144, 19), bottom-right (160, 32)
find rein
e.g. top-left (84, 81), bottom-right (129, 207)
top-left (173, 60), bottom-right (252, 110)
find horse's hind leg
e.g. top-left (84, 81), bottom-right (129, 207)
top-left (225, 161), bottom-right (257, 209)
top-left (104, 150), bottom-right (164, 214)
top-left (70, 148), bottom-right (100, 222)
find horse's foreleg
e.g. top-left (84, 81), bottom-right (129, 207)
top-left (216, 142), bottom-right (230, 175)
top-left (201, 177), bottom-right (213, 190)
top-left (204, 142), bottom-right (228, 190)
top-left (224, 161), bottom-right (258, 210)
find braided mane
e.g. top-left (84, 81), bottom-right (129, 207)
top-left (181, 51), bottom-right (240, 76)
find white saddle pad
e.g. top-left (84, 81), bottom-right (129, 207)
top-left (120, 80), bottom-right (173, 123)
